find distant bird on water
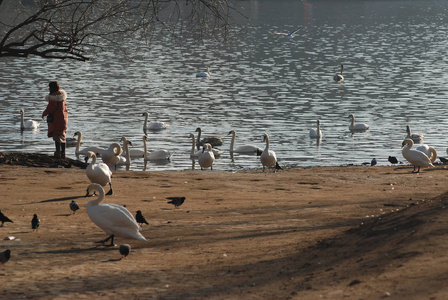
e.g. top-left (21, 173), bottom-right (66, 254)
top-left (388, 156), bottom-right (398, 164)
top-left (70, 200), bottom-right (80, 214)
top-left (0, 250), bottom-right (11, 265)
top-left (167, 197), bottom-right (185, 208)
top-left (119, 244), bottom-right (131, 258)
top-left (31, 214), bottom-right (40, 230)
top-left (135, 210), bottom-right (149, 226)
top-left (334, 64), bottom-right (344, 82)
top-left (0, 210), bottom-right (13, 227)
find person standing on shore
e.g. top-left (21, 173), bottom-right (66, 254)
top-left (42, 81), bottom-right (68, 159)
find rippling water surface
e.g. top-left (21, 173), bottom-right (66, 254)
top-left (2, 0), bottom-right (448, 171)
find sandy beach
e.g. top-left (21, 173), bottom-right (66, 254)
top-left (1, 152), bottom-right (448, 299)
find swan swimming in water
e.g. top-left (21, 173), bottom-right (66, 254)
top-left (85, 183), bottom-right (147, 246)
top-left (143, 136), bottom-right (172, 161)
top-left (333, 65), bottom-right (344, 82)
top-left (196, 67), bottom-right (210, 78)
top-left (85, 151), bottom-right (113, 196)
top-left (348, 114), bottom-right (369, 132)
top-left (195, 127), bottom-right (223, 150)
top-left (260, 133), bottom-right (280, 172)
top-left (74, 131), bottom-right (105, 157)
top-left (406, 125), bottom-right (424, 144)
top-left (198, 143), bottom-right (215, 170)
top-left (401, 138), bottom-right (434, 173)
top-left (228, 130), bottom-right (263, 154)
top-left (142, 112), bottom-right (168, 131)
top-left (309, 119), bottom-right (323, 138)
top-left (416, 144), bottom-right (437, 163)
top-left (20, 109), bottom-right (40, 130)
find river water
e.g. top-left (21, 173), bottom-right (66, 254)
top-left (1, 0), bottom-right (448, 171)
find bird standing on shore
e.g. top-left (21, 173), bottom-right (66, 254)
top-left (401, 138), bottom-right (433, 173)
top-left (70, 200), bottom-right (80, 214)
top-left (167, 197), bottom-right (185, 208)
top-left (135, 210), bottom-right (149, 226)
top-left (119, 244), bottom-right (131, 258)
top-left (31, 214), bottom-right (40, 230)
top-left (388, 156), bottom-right (398, 164)
top-left (0, 250), bottom-right (11, 265)
top-left (0, 210), bottom-right (13, 227)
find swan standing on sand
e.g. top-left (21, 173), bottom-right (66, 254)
top-left (195, 127), bottom-right (223, 150)
top-left (260, 133), bottom-right (280, 172)
top-left (228, 130), bottom-right (263, 154)
top-left (117, 138), bottom-right (132, 166)
top-left (74, 131), bottom-right (105, 157)
top-left (196, 67), bottom-right (210, 78)
top-left (142, 112), bottom-right (168, 131)
top-left (85, 183), bottom-right (147, 246)
top-left (348, 114), bottom-right (369, 132)
top-left (85, 151), bottom-right (113, 195)
top-left (309, 119), bottom-right (323, 138)
top-left (102, 143), bottom-right (122, 167)
top-left (401, 138), bottom-right (434, 173)
top-left (198, 143), bottom-right (215, 170)
top-left (406, 125), bottom-right (424, 144)
top-left (416, 144), bottom-right (437, 163)
top-left (20, 109), bottom-right (40, 130)
top-left (334, 65), bottom-right (344, 82)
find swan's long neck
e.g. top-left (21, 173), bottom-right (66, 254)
top-left (229, 132), bottom-right (236, 152)
top-left (90, 153), bottom-right (97, 164)
top-left (340, 65), bottom-right (343, 74)
top-left (429, 147), bottom-right (437, 163)
top-left (143, 137), bottom-right (148, 160)
top-left (87, 185), bottom-right (105, 206)
top-left (111, 143), bottom-right (122, 155)
top-left (75, 133), bottom-right (82, 152)
top-left (123, 142), bottom-right (131, 162)
top-left (143, 113), bottom-right (148, 128)
top-left (350, 116), bottom-right (355, 127)
top-left (264, 136), bottom-right (270, 150)
top-left (317, 120), bottom-right (320, 131)
top-left (406, 126), bottom-right (411, 136)
top-left (20, 112), bottom-right (25, 129)
top-left (196, 129), bottom-right (202, 144)
top-left (190, 134), bottom-right (196, 156)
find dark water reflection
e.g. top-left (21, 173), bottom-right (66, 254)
top-left (1, 0), bottom-right (448, 171)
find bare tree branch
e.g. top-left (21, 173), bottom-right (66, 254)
top-left (0, 0), bottom-right (248, 61)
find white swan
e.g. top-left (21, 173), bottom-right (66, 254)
top-left (309, 119), bottom-right (323, 138)
top-left (74, 131), bottom-right (105, 157)
top-left (196, 67), bottom-right (210, 78)
top-left (142, 112), bottom-right (168, 131)
top-left (348, 114), bottom-right (369, 132)
top-left (416, 144), bottom-right (437, 163)
top-left (228, 130), bottom-right (263, 154)
top-left (102, 143), bottom-right (123, 166)
top-left (195, 127), bottom-right (223, 149)
top-left (401, 138), bottom-right (434, 173)
top-left (334, 65), bottom-right (344, 82)
top-left (143, 136), bottom-right (172, 161)
top-left (260, 133), bottom-right (278, 171)
top-left (198, 143), bottom-right (215, 170)
top-left (85, 183), bottom-right (147, 246)
top-left (85, 151), bottom-right (113, 195)
top-left (20, 109), bottom-right (40, 130)
top-left (406, 125), bottom-right (424, 144)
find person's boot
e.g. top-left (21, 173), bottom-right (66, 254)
top-left (61, 142), bottom-right (66, 159)
top-left (54, 141), bottom-right (61, 158)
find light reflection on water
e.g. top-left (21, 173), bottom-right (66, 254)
top-left (1, 0), bottom-right (448, 172)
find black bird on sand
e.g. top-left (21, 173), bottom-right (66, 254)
top-left (0, 210), bottom-right (13, 227)
top-left (388, 156), bottom-right (398, 164)
top-left (135, 210), bottom-right (149, 226)
top-left (70, 200), bottom-right (80, 214)
top-left (31, 214), bottom-right (40, 230)
top-left (119, 244), bottom-right (131, 258)
top-left (167, 197), bottom-right (186, 208)
top-left (439, 157), bottom-right (448, 164)
top-left (0, 249), bottom-right (11, 265)
top-left (371, 158), bottom-right (377, 166)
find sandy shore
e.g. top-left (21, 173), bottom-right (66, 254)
top-left (1, 153), bottom-right (448, 299)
